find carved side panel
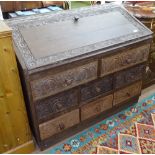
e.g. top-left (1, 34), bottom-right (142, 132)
top-left (36, 89), bottom-right (78, 121)
top-left (81, 94), bottom-right (113, 121)
top-left (114, 64), bottom-right (145, 89)
top-left (113, 81), bottom-right (142, 105)
top-left (101, 44), bottom-right (150, 76)
top-left (31, 61), bottom-right (97, 101)
top-left (39, 109), bottom-right (79, 140)
top-left (80, 75), bottom-right (113, 103)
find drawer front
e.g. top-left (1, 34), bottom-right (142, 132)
top-left (114, 64), bottom-right (145, 89)
top-left (80, 75), bottom-right (113, 103)
top-left (36, 89), bottom-right (78, 121)
top-left (31, 61), bottom-right (97, 101)
top-left (101, 44), bottom-right (150, 76)
top-left (81, 94), bottom-right (113, 121)
top-left (39, 109), bottom-right (79, 140)
top-left (113, 81), bottom-right (142, 105)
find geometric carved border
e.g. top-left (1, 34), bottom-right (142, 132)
top-left (6, 4), bottom-right (152, 71)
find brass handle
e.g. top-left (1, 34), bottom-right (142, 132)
top-left (59, 123), bottom-right (65, 131)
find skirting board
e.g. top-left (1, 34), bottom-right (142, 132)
top-left (3, 140), bottom-right (35, 154)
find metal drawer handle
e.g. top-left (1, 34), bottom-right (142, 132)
top-left (126, 58), bottom-right (132, 64)
top-left (59, 123), bottom-right (65, 131)
top-left (95, 106), bottom-right (101, 112)
top-left (74, 16), bottom-right (79, 22)
top-left (126, 92), bottom-right (131, 97)
top-left (65, 79), bottom-right (73, 85)
top-left (56, 103), bottom-right (63, 111)
top-left (129, 75), bottom-right (134, 80)
top-left (95, 87), bottom-right (101, 93)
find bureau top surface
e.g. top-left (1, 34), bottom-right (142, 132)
top-left (6, 4), bottom-right (152, 72)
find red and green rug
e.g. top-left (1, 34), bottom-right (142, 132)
top-left (97, 113), bottom-right (155, 154)
top-left (45, 93), bottom-right (155, 154)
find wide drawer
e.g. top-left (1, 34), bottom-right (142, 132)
top-left (39, 109), bottom-right (80, 140)
top-left (113, 81), bottom-right (142, 105)
top-left (114, 64), bottom-right (145, 89)
top-left (80, 75), bottom-right (113, 103)
top-left (81, 94), bottom-right (113, 121)
top-left (101, 44), bottom-right (150, 76)
top-left (36, 89), bottom-right (78, 122)
top-left (31, 61), bottom-right (97, 101)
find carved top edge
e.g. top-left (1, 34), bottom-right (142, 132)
top-left (5, 4), bottom-right (152, 71)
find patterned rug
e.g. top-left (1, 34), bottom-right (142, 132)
top-left (45, 93), bottom-right (155, 154)
top-left (97, 114), bottom-right (155, 154)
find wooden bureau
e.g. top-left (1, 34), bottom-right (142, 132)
top-left (5, 4), bottom-right (152, 150)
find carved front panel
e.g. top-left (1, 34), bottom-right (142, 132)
top-left (80, 75), bottom-right (113, 103)
top-left (31, 61), bottom-right (97, 101)
top-left (36, 89), bottom-right (78, 121)
top-left (113, 81), bottom-right (142, 105)
top-left (101, 44), bottom-right (150, 76)
top-left (81, 94), bottom-right (113, 121)
top-left (114, 64), bottom-right (145, 89)
top-left (39, 109), bottom-right (79, 140)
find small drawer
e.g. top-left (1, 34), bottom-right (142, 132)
top-left (81, 94), bottom-right (113, 121)
top-left (39, 109), bottom-right (80, 140)
top-left (101, 44), bottom-right (150, 76)
top-left (31, 61), bottom-right (98, 101)
top-left (114, 64), bottom-right (145, 89)
top-left (80, 75), bottom-right (113, 103)
top-left (36, 89), bottom-right (78, 121)
top-left (113, 81), bottom-right (142, 106)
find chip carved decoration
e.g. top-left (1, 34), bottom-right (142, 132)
top-left (81, 75), bottom-right (113, 102)
top-left (6, 4), bottom-right (151, 70)
top-left (114, 64), bottom-right (145, 89)
top-left (31, 61), bottom-right (97, 101)
top-left (36, 89), bottom-right (78, 121)
top-left (101, 44), bottom-right (150, 76)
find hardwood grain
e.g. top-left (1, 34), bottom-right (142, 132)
top-left (39, 109), bottom-right (80, 140)
top-left (4, 5), bottom-right (152, 150)
top-left (101, 44), bottom-right (150, 76)
top-left (0, 21), bottom-right (34, 153)
top-left (36, 89), bottom-right (78, 122)
top-left (114, 64), bottom-right (145, 89)
top-left (80, 75), bottom-right (113, 103)
top-left (113, 81), bottom-right (142, 105)
top-left (31, 61), bottom-right (97, 101)
top-left (81, 94), bottom-right (113, 121)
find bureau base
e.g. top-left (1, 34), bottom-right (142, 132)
top-left (39, 95), bottom-right (139, 151)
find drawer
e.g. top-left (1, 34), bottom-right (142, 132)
top-left (39, 109), bottom-right (79, 140)
top-left (36, 89), bottom-right (78, 121)
top-left (113, 81), bottom-right (142, 105)
top-left (80, 75), bottom-right (113, 103)
top-left (101, 44), bottom-right (150, 76)
top-left (81, 94), bottom-right (113, 121)
top-left (114, 64), bottom-right (145, 89)
top-left (31, 61), bottom-right (97, 101)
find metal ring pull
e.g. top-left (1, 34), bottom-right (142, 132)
top-left (74, 16), bottom-right (79, 22)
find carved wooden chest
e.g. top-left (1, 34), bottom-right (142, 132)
top-left (5, 4), bottom-right (152, 150)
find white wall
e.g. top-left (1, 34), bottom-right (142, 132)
top-left (0, 5), bottom-right (3, 20)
